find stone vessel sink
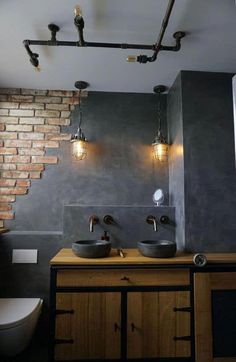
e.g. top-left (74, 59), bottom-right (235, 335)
top-left (72, 240), bottom-right (111, 258)
top-left (137, 240), bottom-right (176, 258)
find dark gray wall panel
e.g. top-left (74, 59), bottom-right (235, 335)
top-left (168, 74), bottom-right (185, 250)
top-left (63, 205), bottom-right (175, 248)
top-left (181, 71), bottom-right (236, 252)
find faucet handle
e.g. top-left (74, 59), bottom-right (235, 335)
top-left (103, 215), bottom-right (116, 225)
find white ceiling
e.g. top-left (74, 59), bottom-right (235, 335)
top-left (0, 0), bottom-right (235, 93)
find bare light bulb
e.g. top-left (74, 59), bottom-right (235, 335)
top-left (153, 142), bottom-right (169, 162)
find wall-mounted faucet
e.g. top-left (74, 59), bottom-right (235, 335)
top-left (146, 215), bottom-right (158, 232)
top-left (89, 215), bottom-right (99, 232)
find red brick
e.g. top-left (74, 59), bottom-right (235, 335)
top-left (8, 95), bottom-right (34, 102)
top-left (34, 125), bottom-right (60, 133)
top-left (35, 110), bottom-right (60, 118)
top-left (19, 117), bottom-right (45, 125)
top-left (0, 187), bottom-right (28, 195)
top-left (21, 89), bottom-right (47, 96)
top-left (0, 132), bottom-right (17, 139)
top-left (0, 195), bottom-right (16, 202)
top-left (2, 171), bottom-right (29, 179)
top-left (62, 97), bottom-right (79, 105)
top-left (60, 112), bottom-right (71, 118)
top-left (0, 141), bottom-right (3, 147)
top-left (6, 124), bottom-right (33, 132)
top-left (32, 141), bottom-right (59, 148)
top-left (0, 102), bottom-right (19, 109)
top-left (16, 180), bottom-right (31, 187)
top-left (10, 109), bottom-right (34, 117)
top-left (0, 220), bottom-right (3, 228)
top-left (0, 124), bottom-right (5, 131)
top-left (17, 164), bottom-right (44, 171)
top-left (45, 133), bottom-right (71, 141)
top-left (18, 148), bottom-right (44, 156)
top-left (32, 156), bottom-right (58, 164)
top-left (0, 117), bottom-right (18, 124)
top-left (45, 104), bottom-right (69, 111)
top-left (20, 103), bottom-right (44, 110)
top-left (0, 109), bottom-right (9, 116)
top-left (0, 164), bottom-right (16, 171)
top-left (0, 88), bottom-right (20, 95)
top-left (48, 90), bottom-right (73, 97)
top-left (0, 211), bottom-right (14, 219)
top-left (4, 140), bottom-right (31, 148)
top-left (5, 155), bottom-right (30, 163)
top-left (35, 96), bottom-right (61, 104)
top-left (47, 118), bottom-right (70, 126)
top-left (30, 172), bottom-right (41, 179)
top-left (0, 148), bottom-right (17, 155)
top-left (0, 156), bottom-right (3, 163)
top-left (0, 204), bottom-right (12, 211)
top-left (0, 179), bottom-right (16, 187)
top-left (19, 133), bottom-right (44, 140)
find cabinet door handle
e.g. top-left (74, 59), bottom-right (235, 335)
top-left (114, 323), bottom-right (120, 332)
top-left (173, 307), bottom-right (191, 313)
top-left (173, 336), bottom-right (191, 341)
top-left (131, 323), bottom-right (136, 332)
top-left (121, 276), bottom-right (130, 281)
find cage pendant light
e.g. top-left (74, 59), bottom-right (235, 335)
top-left (71, 81), bottom-right (88, 160)
top-left (152, 85), bottom-right (169, 162)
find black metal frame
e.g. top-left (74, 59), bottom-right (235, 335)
top-left (49, 263), bottom-right (197, 362)
top-left (23, 0), bottom-right (185, 68)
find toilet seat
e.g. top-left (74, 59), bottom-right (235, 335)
top-left (0, 298), bottom-right (42, 330)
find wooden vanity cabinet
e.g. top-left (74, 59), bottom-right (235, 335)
top-left (51, 267), bottom-right (191, 361)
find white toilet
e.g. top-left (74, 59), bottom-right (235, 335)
top-left (0, 298), bottom-right (43, 357)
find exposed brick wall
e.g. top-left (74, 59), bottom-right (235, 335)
top-left (0, 88), bottom-right (87, 229)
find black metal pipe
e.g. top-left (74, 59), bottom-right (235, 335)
top-left (24, 39), bottom-right (155, 50)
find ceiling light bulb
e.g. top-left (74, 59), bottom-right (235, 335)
top-left (74, 5), bottom-right (82, 17)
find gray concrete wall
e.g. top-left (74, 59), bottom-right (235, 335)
top-left (169, 71), bottom-right (236, 252)
top-left (168, 74), bottom-right (185, 251)
top-left (0, 91), bottom-right (170, 361)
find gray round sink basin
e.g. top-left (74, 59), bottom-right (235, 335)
top-left (72, 240), bottom-right (111, 258)
top-left (137, 240), bottom-right (176, 258)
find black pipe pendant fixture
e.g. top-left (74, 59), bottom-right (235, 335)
top-left (23, 0), bottom-right (185, 70)
top-left (152, 85), bottom-right (169, 162)
top-left (71, 81), bottom-right (89, 161)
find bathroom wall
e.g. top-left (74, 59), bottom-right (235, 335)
top-left (169, 70), bottom-right (236, 252)
top-left (0, 90), bottom-right (169, 360)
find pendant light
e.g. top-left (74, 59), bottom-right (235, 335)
top-left (71, 81), bottom-right (88, 160)
top-left (152, 85), bottom-right (169, 162)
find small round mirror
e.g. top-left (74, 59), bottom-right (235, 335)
top-left (153, 189), bottom-right (164, 206)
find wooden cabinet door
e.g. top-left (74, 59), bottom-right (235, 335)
top-left (127, 291), bottom-right (191, 359)
top-left (55, 292), bottom-right (121, 360)
top-left (194, 272), bottom-right (236, 362)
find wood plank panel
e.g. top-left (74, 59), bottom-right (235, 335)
top-left (175, 291), bottom-right (191, 357)
top-left (158, 292), bottom-right (176, 357)
top-left (127, 292), bottom-right (159, 358)
top-left (55, 292), bottom-right (121, 360)
top-left (194, 273), bottom-right (213, 362)
top-left (57, 269), bottom-right (189, 287)
top-left (51, 248), bottom-right (236, 265)
top-left (210, 272), bottom-right (236, 290)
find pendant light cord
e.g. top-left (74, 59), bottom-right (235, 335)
top-left (78, 89), bottom-right (83, 130)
